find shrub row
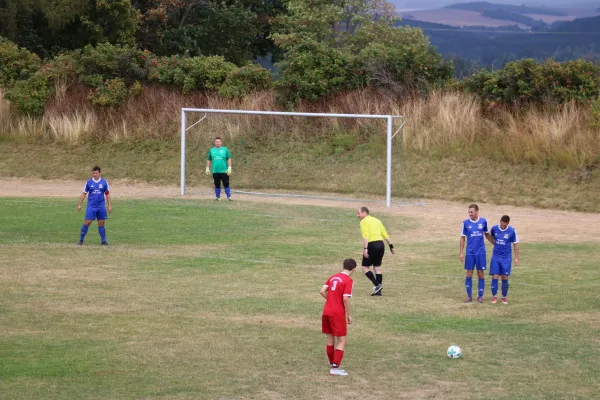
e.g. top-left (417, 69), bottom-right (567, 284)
top-left (461, 58), bottom-right (600, 106)
top-left (0, 40), bottom-right (272, 115)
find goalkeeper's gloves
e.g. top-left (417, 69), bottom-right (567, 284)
top-left (226, 166), bottom-right (232, 176)
top-left (205, 167), bottom-right (210, 175)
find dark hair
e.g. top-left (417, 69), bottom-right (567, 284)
top-left (215, 137), bottom-right (222, 141)
top-left (468, 204), bottom-right (479, 211)
top-left (500, 215), bottom-right (510, 223)
top-left (92, 166), bottom-right (101, 172)
top-left (343, 258), bottom-right (357, 271)
top-left (359, 206), bottom-right (369, 214)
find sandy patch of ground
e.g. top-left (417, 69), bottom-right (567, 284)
top-left (2, 177), bottom-right (600, 244)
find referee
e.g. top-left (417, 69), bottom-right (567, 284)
top-left (357, 207), bottom-right (395, 296)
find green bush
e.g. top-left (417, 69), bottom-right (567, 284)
top-left (274, 42), bottom-right (351, 105)
top-left (76, 43), bottom-right (146, 87)
top-left (218, 65), bottom-right (272, 98)
top-left (147, 54), bottom-right (237, 93)
top-left (461, 58), bottom-right (600, 106)
top-left (4, 73), bottom-right (51, 115)
top-left (0, 37), bottom-right (42, 88)
top-left (87, 78), bottom-right (128, 107)
top-left (358, 42), bottom-right (454, 95)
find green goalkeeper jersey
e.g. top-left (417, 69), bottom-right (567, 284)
top-left (207, 146), bottom-right (231, 173)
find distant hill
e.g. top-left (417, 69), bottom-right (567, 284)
top-left (481, 9), bottom-right (548, 28)
top-left (445, 2), bottom-right (568, 16)
top-left (396, 15), bottom-right (600, 74)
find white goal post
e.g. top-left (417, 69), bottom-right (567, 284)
top-left (180, 108), bottom-right (405, 208)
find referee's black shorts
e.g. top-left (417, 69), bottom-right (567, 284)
top-left (362, 240), bottom-right (385, 267)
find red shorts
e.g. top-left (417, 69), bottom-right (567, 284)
top-left (322, 314), bottom-right (347, 337)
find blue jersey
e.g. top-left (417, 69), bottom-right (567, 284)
top-left (461, 218), bottom-right (489, 255)
top-left (83, 178), bottom-right (110, 209)
top-left (491, 225), bottom-right (518, 260)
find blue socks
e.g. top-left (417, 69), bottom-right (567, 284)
top-left (80, 224), bottom-right (89, 242)
top-left (215, 187), bottom-right (221, 198)
top-left (491, 278), bottom-right (499, 296)
top-left (99, 226), bottom-right (106, 243)
top-left (478, 278), bottom-right (485, 298)
top-left (225, 187), bottom-right (231, 198)
top-left (465, 277), bottom-right (473, 299)
top-left (502, 280), bottom-right (509, 297)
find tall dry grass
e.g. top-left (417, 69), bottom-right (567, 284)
top-left (1, 85), bottom-right (598, 168)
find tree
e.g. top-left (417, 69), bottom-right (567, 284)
top-left (149, 0), bottom-right (284, 65)
top-left (0, 0), bottom-right (140, 58)
top-left (270, 0), bottom-right (396, 50)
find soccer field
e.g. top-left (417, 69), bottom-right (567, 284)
top-left (1, 195), bottom-right (599, 399)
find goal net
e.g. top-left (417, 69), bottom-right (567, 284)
top-left (180, 108), bottom-right (414, 208)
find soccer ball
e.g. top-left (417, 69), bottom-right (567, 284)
top-left (447, 345), bottom-right (462, 358)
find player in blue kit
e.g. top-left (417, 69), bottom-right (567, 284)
top-left (459, 204), bottom-right (494, 303)
top-left (77, 166), bottom-right (112, 246)
top-left (489, 215), bottom-right (519, 304)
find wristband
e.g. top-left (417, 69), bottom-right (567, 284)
top-left (389, 244), bottom-right (394, 250)
top-left (364, 248), bottom-right (368, 250)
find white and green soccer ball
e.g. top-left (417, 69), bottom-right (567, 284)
top-left (447, 345), bottom-right (462, 359)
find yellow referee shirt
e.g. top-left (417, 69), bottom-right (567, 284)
top-left (360, 215), bottom-right (389, 242)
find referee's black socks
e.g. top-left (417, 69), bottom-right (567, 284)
top-left (376, 274), bottom-right (383, 285)
top-left (365, 271), bottom-right (378, 286)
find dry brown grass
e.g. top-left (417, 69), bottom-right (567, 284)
top-left (1, 86), bottom-right (598, 167)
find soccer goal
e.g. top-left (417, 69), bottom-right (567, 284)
top-left (180, 108), bottom-right (407, 208)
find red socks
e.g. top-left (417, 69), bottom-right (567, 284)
top-left (332, 349), bottom-right (344, 368)
top-left (326, 345), bottom-right (335, 364)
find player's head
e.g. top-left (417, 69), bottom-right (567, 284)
top-left (92, 166), bottom-right (101, 179)
top-left (500, 215), bottom-right (510, 229)
top-left (468, 204), bottom-right (479, 221)
top-left (356, 206), bottom-right (369, 220)
top-left (343, 258), bottom-right (357, 274)
top-left (214, 137), bottom-right (222, 148)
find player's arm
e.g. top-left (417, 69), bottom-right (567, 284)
top-left (77, 192), bottom-right (87, 212)
top-left (485, 232), bottom-right (495, 245)
top-left (343, 296), bottom-right (352, 324)
top-left (105, 192), bottom-right (112, 214)
top-left (319, 285), bottom-right (328, 299)
top-left (205, 151), bottom-right (212, 175)
top-left (513, 243), bottom-right (519, 266)
top-left (459, 235), bottom-right (465, 262)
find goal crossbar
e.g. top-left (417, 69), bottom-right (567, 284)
top-left (181, 108), bottom-right (405, 208)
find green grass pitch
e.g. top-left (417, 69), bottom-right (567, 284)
top-left (0, 198), bottom-right (599, 399)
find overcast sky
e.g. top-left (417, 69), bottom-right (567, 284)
top-left (389, 0), bottom-right (599, 10)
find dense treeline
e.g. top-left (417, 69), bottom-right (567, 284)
top-left (0, 0), bottom-right (599, 117)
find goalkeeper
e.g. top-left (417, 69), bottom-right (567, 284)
top-left (205, 137), bottom-right (232, 201)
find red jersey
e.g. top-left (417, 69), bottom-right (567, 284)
top-left (322, 272), bottom-right (354, 317)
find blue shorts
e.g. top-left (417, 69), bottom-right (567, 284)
top-left (464, 254), bottom-right (486, 271)
top-left (489, 257), bottom-right (512, 276)
top-left (85, 207), bottom-right (107, 221)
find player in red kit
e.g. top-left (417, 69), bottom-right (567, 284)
top-left (320, 258), bottom-right (357, 376)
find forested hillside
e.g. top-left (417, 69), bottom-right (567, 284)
top-left (398, 15), bottom-right (600, 71)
